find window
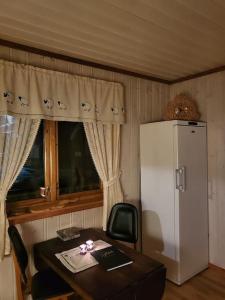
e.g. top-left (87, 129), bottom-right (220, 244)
top-left (58, 122), bottom-right (99, 195)
top-left (6, 120), bottom-right (103, 223)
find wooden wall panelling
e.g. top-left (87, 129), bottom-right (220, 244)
top-left (45, 215), bottom-right (60, 240)
top-left (0, 44), bottom-right (169, 299)
top-left (0, 255), bottom-right (16, 300)
top-left (71, 210), bottom-right (85, 229)
top-left (121, 78), bottom-right (140, 201)
top-left (59, 213), bottom-right (73, 230)
top-left (170, 72), bottom-right (225, 269)
top-left (0, 44), bottom-right (10, 60)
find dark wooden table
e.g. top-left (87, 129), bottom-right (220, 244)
top-left (34, 228), bottom-right (166, 300)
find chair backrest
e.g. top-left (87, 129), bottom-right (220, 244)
top-left (106, 203), bottom-right (138, 243)
top-left (8, 225), bottom-right (28, 284)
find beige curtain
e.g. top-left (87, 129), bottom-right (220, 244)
top-left (0, 116), bottom-right (40, 260)
top-left (84, 122), bottom-right (123, 230)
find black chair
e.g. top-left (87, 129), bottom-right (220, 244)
top-left (8, 225), bottom-right (74, 300)
top-left (106, 203), bottom-right (138, 247)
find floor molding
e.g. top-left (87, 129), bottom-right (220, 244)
top-left (208, 263), bottom-right (225, 272)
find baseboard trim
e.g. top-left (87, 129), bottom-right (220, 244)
top-left (209, 263), bottom-right (225, 272)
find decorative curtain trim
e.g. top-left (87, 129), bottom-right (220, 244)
top-left (0, 59), bottom-right (125, 124)
top-left (84, 122), bottom-right (123, 230)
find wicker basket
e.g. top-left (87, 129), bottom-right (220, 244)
top-left (164, 93), bottom-right (200, 121)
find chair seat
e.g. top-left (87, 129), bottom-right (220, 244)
top-left (31, 268), bottom-right (73, 300)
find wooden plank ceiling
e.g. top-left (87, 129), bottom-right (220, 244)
top-left (0, 0), bottom-right (225, 81)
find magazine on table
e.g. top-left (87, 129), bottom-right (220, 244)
top-left (55, 240), bottom-right (111, 273)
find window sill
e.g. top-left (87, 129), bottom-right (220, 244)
top-left (7, 191), bottom-right (103, 225)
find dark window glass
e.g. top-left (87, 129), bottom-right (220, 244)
top-left (7, 121), bottom-right (44, 202)
top-left (58, 122), bottom-right (99, 195)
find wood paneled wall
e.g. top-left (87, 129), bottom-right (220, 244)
top-left (0, 45), bottom-right (169, 300)
top-left (170, 73), bottom-right (225, 269)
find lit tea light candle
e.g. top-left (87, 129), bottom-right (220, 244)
top-left (86, 240), bottom-right (94, 251)
top-left (80, 244), bottom-right (87, 255)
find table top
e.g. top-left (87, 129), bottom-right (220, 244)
top-left (34, 228), bottom-right (164, 300)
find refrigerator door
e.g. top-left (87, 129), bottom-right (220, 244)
top-left (140, 122), bottom-right (176, 281)
top-left (174, 124), bottom-right (208, 284)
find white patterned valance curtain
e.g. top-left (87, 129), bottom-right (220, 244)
top-left (84, 122), bottom-right (123, 230)
top-left (0, 116), bottom-right (40, 261)
top-left (0, 59), bottom-right (125, 124)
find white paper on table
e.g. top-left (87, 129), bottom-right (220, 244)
top-left (55, 240), bottom-right (111, 273)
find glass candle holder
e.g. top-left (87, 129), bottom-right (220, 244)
top-left (80, 244), bottom-right (87, 255)
top-left (86, 240), bottom-right (94, 251)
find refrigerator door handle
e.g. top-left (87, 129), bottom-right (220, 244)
top-left (175, 166), bottom-right (186, 192)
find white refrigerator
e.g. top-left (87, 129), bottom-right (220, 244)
top-left (140, 120), bottom-right (208, 285)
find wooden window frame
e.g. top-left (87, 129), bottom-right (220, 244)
top-left (7, 120), bottom-right (103, 225)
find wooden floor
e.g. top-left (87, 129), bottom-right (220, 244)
top-left (163, 267), bottom-right (225, 300)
